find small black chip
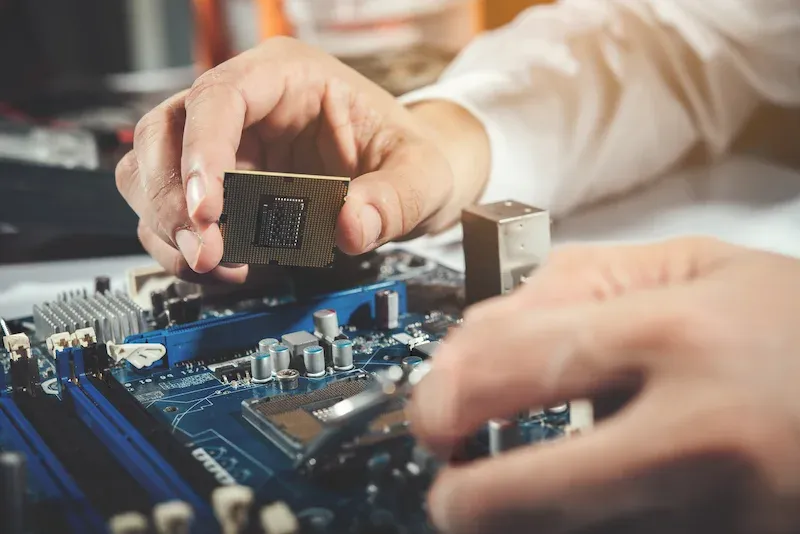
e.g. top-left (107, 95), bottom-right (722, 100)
top-left (220, 171), bottom-right (350, 268)
top-left (255, 195), bottom-right (307, 249)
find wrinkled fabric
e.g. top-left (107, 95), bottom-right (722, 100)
top-left (401, 0), bottom-right (800, 216)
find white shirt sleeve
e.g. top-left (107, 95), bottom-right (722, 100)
top-left (400, 0), bottom-right (800, 216)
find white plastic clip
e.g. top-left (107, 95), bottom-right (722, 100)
top-left (106, 342), bottom-right (166, 369)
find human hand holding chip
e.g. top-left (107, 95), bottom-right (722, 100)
top-left (115, 37), bottom-right (490, 283)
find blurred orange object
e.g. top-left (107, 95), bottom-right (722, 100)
top-left (257, 0), bottom-right (293, 37)
top-left (193, 0), bottom-right (233, 70)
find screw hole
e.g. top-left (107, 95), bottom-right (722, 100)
top-left (164, 406), bottom-right (178, 413)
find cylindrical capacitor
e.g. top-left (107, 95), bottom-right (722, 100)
top-left (303, 345), bottom-right (326, 378)
top-left (312, 309), bottom-right (339, 340)
top-left (331, 339), bottom-right (354, 371)
top-left (258, 338), bottom-right (279, 354)
top-left (269, 344), bottom-right (291, 373)
top-left (251, 354), bottom-right (273, 383)
top-left (401, 356), bottom-right (423, 373)
top-left (0, 451), bottom-right (27, 534)
top-left (166, 297), bottom-right (186, 324)
top-left (487, 418), bottom-right (521, 457)
top-left (276, 369), bottom-right (300, 390)
top-left (375, 289), bottom-right (400, 330)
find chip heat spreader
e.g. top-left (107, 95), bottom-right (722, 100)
top-left (219, 171), bottom-right (350, 268)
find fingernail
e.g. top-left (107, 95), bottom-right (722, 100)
top-left (186, 175), bottom-right (205, 218)
top-left (175, 229), bottom-right (201, 270)
top-left (359, 204), bottom-right (382, 250)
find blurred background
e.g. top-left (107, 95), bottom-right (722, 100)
top-left (0, 0), bottom-right (543, 264)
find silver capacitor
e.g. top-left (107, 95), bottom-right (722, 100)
top-left (331, 339), bottom-right (354, 371)
top-left (269, 343), bottom-right (291, 373)
top-left (303, 345), bottom-right (326, 378)
top-left (312, 309), bottom-right (339, 340)
top-left (375, 289), bottom-right (399, 330)
top-left (258, 338), bottom-right (279, 355)
top-left (488, 418), bottom-right (521, 457)
top-left (251, 353), bottom-right (273, 383)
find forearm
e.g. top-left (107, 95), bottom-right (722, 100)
top-left (401, 0), bottom-right (800, 217)
top-left (408, 100), bottom-right (491, 231)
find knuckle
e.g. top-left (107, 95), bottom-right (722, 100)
top-left (115, 151), bottom-right (137, 193)
top-left (133, 111), bottom-right (165, 150)
top-left (398, 181), bottom-right (425, 234)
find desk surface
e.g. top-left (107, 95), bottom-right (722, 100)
top-left (2, 155), bottom-right (799, 319)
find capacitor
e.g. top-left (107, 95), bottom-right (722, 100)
top-left (312, 309), bottom-right (339, 340)
top-left (303, 345), bottom-right (326, 378)
top-left (375, 289), bottom-right (399, 330)
top-left (331, 339), bottom-right (354, 371)
top-left (251, 354), bottom-right (273, 383)
top-left (401, 356), bottom-right (423, 373)
top-left (0, 451), bottom-right (27, 534)
top-left (94, 276), bottom-right (111, 294)
top-left (276, 369), bottom-right (300, 390)
top-left (258, 338), bottom-right (279, 355)
top-left (487, 418), bottom-right (521, 457)
top-left (269, 344), bottom-right (291, 373)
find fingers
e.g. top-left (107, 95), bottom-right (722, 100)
top-left (518, 238), bottom-right (740, 308)
top-left (409, 288), bottom-right (692, 455)
top-left (426, 394), bottom-right (670, 534)
top-left (336, 142), bottom-right (454, 254)
top-left (180, 40), bottom-right (327, 227)
top-left (137, 222), bottom-right (248, 285)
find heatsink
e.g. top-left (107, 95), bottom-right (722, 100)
top-left (33, 291), bottom-right (146, 344)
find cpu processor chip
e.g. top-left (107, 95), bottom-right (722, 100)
top-left (219, 171), bottom-right (350, 268)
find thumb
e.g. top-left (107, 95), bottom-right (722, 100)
top-left (336, 143), bottom-right (454, 255)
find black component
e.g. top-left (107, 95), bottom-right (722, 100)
top-left (9, 354), bottom-right (40, 397)
top-left (94, 276), bottom-right (111, 294)
top-left (12, 392), bottom-right (151, 518)
top-left (151, 290), bottom-right (166, 316)
top-left (166, 297), bottom-right (186, 325)
top-left (421, 316), bottom-right (455, 337)
top-left (410, 342), bottom-right (440, 360)
top-left (212, 358), bottom-right (251, 383)
top-left (0, 451), bottom-right (26, 534)
top-left (182, 294), bottom-right (203, 323)
top-left (89, 376), bottom-right (221, 502)
top-left (255, 195), bottom-right (308, 249)
top-left (81, 343), bottom-right (111, 376)
top-left (219, 171), bottom-right (349, 268)
top-left (165, 283), bottom-right (179, 300)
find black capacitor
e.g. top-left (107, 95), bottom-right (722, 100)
top-left (0, 451), bottom-right (27, 534)
top-left (151, 290), bottom-right (166, 316)
top-left (165, 282), bottom-right (179, 299)
top-left (94, 276), bottom-right (111, 294)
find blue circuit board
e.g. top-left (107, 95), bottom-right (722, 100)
top-left (0, 250), bottom-right (569, 534)
top-left (113, 313), bottom-right (440, 532)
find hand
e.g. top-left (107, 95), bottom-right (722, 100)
top-left (409, 237), bottom-right (800, 534)
top-left (115, 37), bottom-right (489, 283)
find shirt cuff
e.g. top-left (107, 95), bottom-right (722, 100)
top-left (398, 72), bottom-right (545, 210)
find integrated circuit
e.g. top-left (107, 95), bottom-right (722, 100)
top-left (242, 376), bottom-right (408, 460)
top-left (219, 171), bottom-right (350, 268)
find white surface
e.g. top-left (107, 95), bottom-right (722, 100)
top-left (1, 155), bottom-right (799, 319)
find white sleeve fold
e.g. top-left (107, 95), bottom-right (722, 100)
top-left (400, 0), bottom-right (800, 216)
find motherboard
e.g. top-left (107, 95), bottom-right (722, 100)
top-left (0, 201), bottom-right (572, 534)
